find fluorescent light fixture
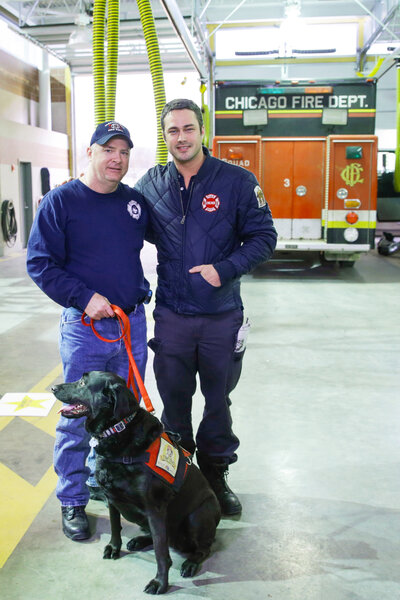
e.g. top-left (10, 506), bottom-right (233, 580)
top-left (322, 108), bottom-right (348, 126)
top-left (243, 109), bottom-right (268, 126)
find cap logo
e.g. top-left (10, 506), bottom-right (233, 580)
top-left (107, 121), bottom-right (124, 133)
top-left (202, 193), bottom-right (220, 213)
top-left (90, 120), bottom-right (133, 148)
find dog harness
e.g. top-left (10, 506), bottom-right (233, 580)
top-left (107, 432), bottom-right (192, 491)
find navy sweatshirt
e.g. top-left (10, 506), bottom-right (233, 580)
top-left (26, 179), bottom-right (149, 311)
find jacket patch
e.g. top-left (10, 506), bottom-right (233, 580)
top-left (254, 185), bottom-right (266, 208)
top-left (127, 199), bottom-right (141, 220)
top-left (202, 194), bottom-right (220, 213)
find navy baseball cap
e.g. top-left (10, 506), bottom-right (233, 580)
top-left (90, 121), bottom-right (133, 148)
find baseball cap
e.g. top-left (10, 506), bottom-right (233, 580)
top-left (90, 121), bottom-right (133, 148)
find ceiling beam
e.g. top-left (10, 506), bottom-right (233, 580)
top-left (159, 0), bottom-right (208, 80)
top-left (357, 2), bottom-right (400, 71)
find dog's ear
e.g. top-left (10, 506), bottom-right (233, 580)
top-left (106, 379), bottom-right (136, 422)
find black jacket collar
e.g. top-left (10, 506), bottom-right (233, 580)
top-left (170, 146), bottom-right (212, 183)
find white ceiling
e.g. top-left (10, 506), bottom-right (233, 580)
top-left (0, 0), bottom-right (399, 75)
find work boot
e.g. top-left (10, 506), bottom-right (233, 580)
top-left (196, 453), bottom-right (242, 516)
top-left (61, 506), bottom-right (90, 541)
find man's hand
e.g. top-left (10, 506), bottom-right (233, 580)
top-left (188, 264), bottom-right (221, 287)
top-left (84, 293), bottom-right (115, 320)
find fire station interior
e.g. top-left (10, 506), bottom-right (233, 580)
top-left (1, 1), bottom-right (400, 599)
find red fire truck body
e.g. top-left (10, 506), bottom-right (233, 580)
top-left (212, 80), bottom-right (378, 263)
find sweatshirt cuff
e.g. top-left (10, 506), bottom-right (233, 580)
top-left (214, 260), bottom-right (237, 285)
top-left (76, 288), bottom-right (96, 313)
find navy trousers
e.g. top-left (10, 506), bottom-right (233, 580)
top-left (150, 305), bottom-right (244, 464)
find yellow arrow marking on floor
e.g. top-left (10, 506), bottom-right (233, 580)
top-left (0, 363), bottom-right (63, 568)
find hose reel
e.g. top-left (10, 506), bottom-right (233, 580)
top-left (1, 200), bottom-right (18, 247)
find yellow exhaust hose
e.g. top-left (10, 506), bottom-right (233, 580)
top-left (92, 0), bottom-right (106, 125)
top-left (106, 0), bottom-right (119, 121)
top-left (200, 83), bottom-right (210, 149)
top-left (92, 0), bottom-right (167, 166)
top-left (137, 0), bottom-right (168, 165)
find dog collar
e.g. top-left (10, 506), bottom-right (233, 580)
top-left (100, 413), bottom-right (136, 438)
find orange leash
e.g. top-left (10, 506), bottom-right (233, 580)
top-left (81, 304), bottom-right (154, 413)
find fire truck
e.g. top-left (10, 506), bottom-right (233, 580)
top-left (212, 79), bottom-right (378, 265)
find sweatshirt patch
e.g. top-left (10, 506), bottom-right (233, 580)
top-left (127, 199), bottom-right (141, 220)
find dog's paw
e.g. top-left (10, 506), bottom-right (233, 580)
top-left (180, 559), bottom-right (201, 578)
top-left (127, 534), bottom-right (152, 551)
top-left (144, 578), bottom-right (168, 594)
top-left (103, 544), bottom-right (120, 560)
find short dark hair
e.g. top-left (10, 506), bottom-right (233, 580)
top-left (161, 99), bottom-right (203, 133)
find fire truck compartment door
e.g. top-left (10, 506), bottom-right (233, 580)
top-left (212, 136), bottom-right (261, 181)
top-left (262, 139), bottom-right (326, 239)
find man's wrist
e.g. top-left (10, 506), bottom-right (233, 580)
top-left (213, 260), bottom-right (237, 285)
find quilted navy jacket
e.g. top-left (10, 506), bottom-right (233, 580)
top-left (136, 147), bottom-right (277, 315)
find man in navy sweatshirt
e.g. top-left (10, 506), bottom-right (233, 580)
top-left (27, 121), bottom-right (150, 541)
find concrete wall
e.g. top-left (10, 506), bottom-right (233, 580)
top-left (0, 49), bottom-right (70, 257)
top-left (0, 119), bottom-right (69, 255)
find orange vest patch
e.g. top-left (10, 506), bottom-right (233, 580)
top-left (142, 433), bottom-right (192, 490)
top-left (111, 432), bottom-right (192, 490)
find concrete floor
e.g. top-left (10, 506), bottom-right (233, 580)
top-left (1, 244), bottom-right (400, 599)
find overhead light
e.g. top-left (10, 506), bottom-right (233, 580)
top-left (284, 0), bottom-right (301, 19)
top-left (68, 13), bottom-right (92, 49)
top-left (280, 0), bottom-right (301, 57)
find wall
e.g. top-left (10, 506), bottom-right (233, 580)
top-left (0, 48), bottom-right (39, 126)
top-left (51, 68), bottom-right (68, 134)
top-left (0, 48), bottom-right (70, 257)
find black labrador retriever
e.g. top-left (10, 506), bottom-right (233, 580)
top-left (52, 371), bottom-right (221, 595)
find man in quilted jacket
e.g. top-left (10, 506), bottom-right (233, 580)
top-left (135, 99), bottom-right (277, 515)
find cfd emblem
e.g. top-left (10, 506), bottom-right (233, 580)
top-left (340, 163), bottom-right (364, 187)
top-left (202, 193), bottom-right (220, 212)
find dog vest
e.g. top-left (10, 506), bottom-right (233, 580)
top-left (110, 432), bottom-right (192, 491)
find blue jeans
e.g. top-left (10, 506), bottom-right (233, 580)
top-left (55, 305), bottom-right (147, 507)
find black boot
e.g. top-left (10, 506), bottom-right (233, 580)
top-left (197, 453), bottom-right (242, 516)
top-left (61, 506), bottom-right (90, 540)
